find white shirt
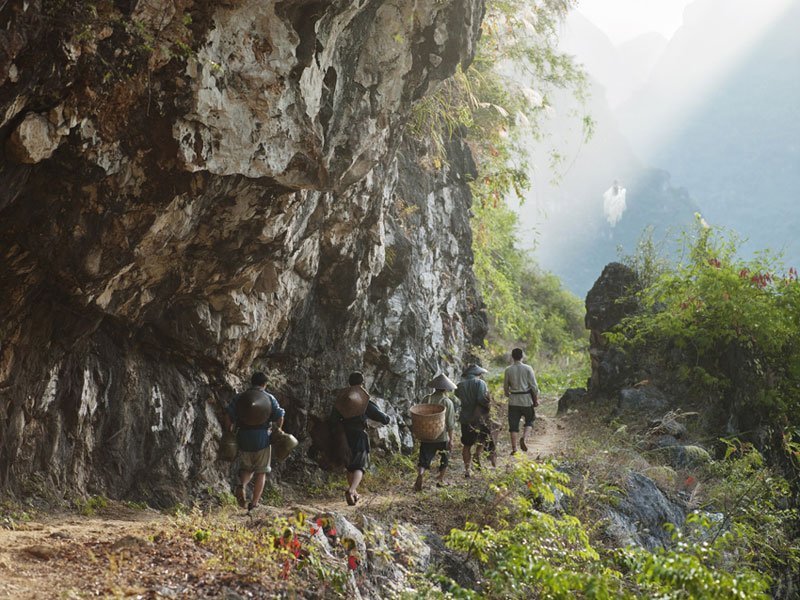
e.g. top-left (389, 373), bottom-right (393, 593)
top-left (503, 361), bottom-right (539, 407)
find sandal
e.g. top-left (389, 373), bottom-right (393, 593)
top-left (345, 490), bottom-right (356, 506)
top-left (234, 485), bottom-right (246, 509)
top-left (520, 438), bottom-right (528, 452)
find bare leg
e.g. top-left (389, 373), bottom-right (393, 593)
top-left (510, 431), bottom-right (519, 453)
top-left (462, 444), bottom-right (472, 477)
top-left (521, 425), bottom-right (532, 451)
top-left (250, 472), bottom-right (267, 508)
top-left (436, 464), bottom-right (447, 485)
top-left (414, 466), bottom-right (425, 491)
top-left (239, 470), bottom-right (254, 487)
top-left (347, 469), bottom-right (364, 496)
top-left (473, 444), bottom-right (483, 468)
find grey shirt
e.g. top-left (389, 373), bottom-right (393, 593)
top-left (503, 361), bottom-right (539, 407)
top-left (455, 376), bottom-right (489, 424)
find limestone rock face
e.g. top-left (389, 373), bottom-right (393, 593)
top-left (0, 0), bottom-right (485, 503)
top-left (174, 0), bottom-right (483, 188)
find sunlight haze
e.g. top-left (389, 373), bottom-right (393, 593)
top-left (576, 0), bottom-right (694, 43)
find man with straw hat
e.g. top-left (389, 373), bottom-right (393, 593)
top-left (455, 364), bottom-right (496, 478)
top-left (332, 371), bottom-right (391, 506)
top-left (413, 373), bottom-right (457, 492)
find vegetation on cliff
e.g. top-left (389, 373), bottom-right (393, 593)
top-left (615, 221), bottom-right (800, 433)
top-left (409, 0), bottom-right (590, 385)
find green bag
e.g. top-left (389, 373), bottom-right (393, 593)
top-left (218, 430), bottom-right (238, 462)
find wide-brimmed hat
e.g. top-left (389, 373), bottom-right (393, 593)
top-left (334, 385), bottom-right (370, 418)
top-left (236, 388), bottom-right (273, 426)
top-left (462, 364), bottom-right (488, 377)
top-left (427, 373), bottom-right (456, 391)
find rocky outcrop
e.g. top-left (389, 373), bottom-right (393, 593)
top-left (0, 0), bottom-right (486, 503)
top-left (604, 472), bottom-right (686, 551)
top-left (585, 262), bottom-right (640, 397)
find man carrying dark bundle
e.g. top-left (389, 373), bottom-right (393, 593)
top-left (413, 373), bottom-right (457, 492)
top-left (332, 371), bottom-right (391, 506)
top-left (456, 364), bottom-right (496, 478)
top-left (224, 371), bottom-right (285, 511)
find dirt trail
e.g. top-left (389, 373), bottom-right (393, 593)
top-left (0, 508), bottom-right (168, 599)
top-left (0, 398), bottom-right (570, 598)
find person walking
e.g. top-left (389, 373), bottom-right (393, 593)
top-left (503, 348), bottom-right (539, 454)
top-left (455, 364), bottom-right (496, 478)
top-left (224, 371), bottom-right (285, 511)
top-left (413, 373), bottom-right (457, 492)
top-left (332, 371), bottom-right (391, 506)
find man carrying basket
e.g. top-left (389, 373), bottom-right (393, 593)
top-left (412, 374), bottom-right (457, 492)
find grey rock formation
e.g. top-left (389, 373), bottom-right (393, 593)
top-left (605, 472), bottom-right (686, 551)
top-left (0, 0), bottom-right (485, 503)
top-left (585, 262), bottom-right (640, 396)
top-left (618, 386), bottom-right (668, 412)
top-left (556, 387), bottom-right (587, 415)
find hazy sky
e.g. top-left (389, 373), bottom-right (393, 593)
top-left (576, 0), bottom-right (694, 44)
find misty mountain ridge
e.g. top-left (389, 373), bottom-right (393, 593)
top-left (519, 0), bottom-right (799, 295)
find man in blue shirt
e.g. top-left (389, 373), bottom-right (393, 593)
top-left (225, 372), bottom-right (285, 511)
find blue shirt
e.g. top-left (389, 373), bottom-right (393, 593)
top-left (226, 388), bottom-right (285, 452)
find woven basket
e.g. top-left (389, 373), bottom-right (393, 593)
top-left (410, 404), bottom-right (446, 442)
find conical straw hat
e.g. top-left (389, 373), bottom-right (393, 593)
top-left (462, 364), bottom-right (488, 377)
top-left (427, 373), bottom-right (456, 391)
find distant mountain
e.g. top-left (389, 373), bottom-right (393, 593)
top-left (617, 0), bottom-right (800, 264)
top-left (617, 33), bottom-right (667, 85)
top-left (561, 12), bottom-right (646, 108)
top-left (515, 67), bottom-right (701, 295)
top-left (515, 14), bottom-right (704, 296)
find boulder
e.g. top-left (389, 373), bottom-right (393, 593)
top-left (618, 386), bottom-right (668, 412)
top-left (605, 472), bottom-right (686, 551)
top-left (656, 444), bottom-right (712, 469)
top-left (648, 413), bottom-right (688, 438)
top-left (585, 263), bottom-right (640, 333)
top-left (556, 388), bottom-right (586, 415)
top-left (5, 113), bottom-right (63, 164)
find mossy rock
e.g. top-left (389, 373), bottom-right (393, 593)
top-left (683, 445), bottom-right (712, 465)
top-left (644, 465), bottom-right (678, 490)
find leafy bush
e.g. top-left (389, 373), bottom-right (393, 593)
top-left (432, 459), bottom-right (772, 599)
top-left (176, 508), bottom-right (351, 596)
top-left (612, 220), bottom-right (800, 429)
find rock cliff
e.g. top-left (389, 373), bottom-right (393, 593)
top-left (0, 0), bottom-right (486, 504)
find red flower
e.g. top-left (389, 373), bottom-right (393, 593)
top-left (347, 555), bottom-right (358, 571)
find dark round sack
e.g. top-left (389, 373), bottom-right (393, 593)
top-left (236, 389), bottom-right (273, 426)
